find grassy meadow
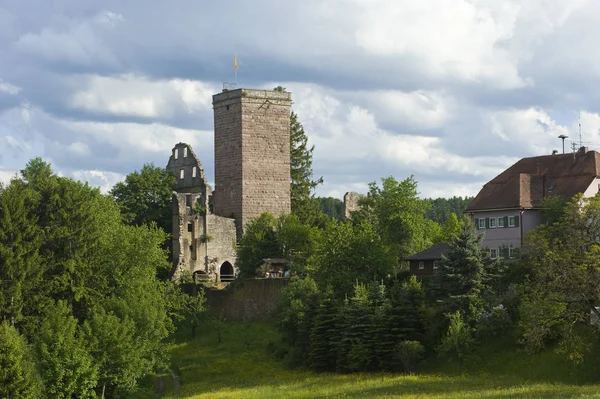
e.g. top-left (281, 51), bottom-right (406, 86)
top-left (142, 322), bottom-right (600, 399)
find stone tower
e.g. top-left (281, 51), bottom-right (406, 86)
top-left (212, 88), bottom-right (292, 234)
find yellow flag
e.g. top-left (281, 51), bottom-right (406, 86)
top-left (234, 54), bottom-right (238, 71)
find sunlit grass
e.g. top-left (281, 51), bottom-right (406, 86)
top-left (156, 322), bottom-right (600, 399)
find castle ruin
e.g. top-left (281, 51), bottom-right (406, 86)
top-left (168, 88), bottom-right (292, 281)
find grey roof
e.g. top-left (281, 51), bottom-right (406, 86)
top-left (404, 243), bottom-right (451, 261)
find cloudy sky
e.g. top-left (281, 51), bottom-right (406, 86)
top-left (2, 0), bottom-right (600, 198)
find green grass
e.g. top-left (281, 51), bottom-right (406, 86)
top-left (153, 323), bottom-right (600, 399)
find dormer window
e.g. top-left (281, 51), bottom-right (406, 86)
top-left (174, 148), bottom-right (179, 159)
top-left (183, 147), bottom-right (188, 158)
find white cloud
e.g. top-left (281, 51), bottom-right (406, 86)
top-left (486, 108), bottom-right (570, 154)
top-left (0, 80), bottom-right (20, 95)
top-left (69, 74), bottom-right (217, 119)
top-left (0, 169), bottom-right (18, 186)
top-left (70, 169), bottom-right (125, 193)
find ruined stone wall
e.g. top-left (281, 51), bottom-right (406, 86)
top-left (172, 192), bottom-right (207, 279)
top-left (343, 191), bottom-right (363, 220)
top-left (205, 214), bottom-right (237, 278)
top-left (167, 143), bottom-right (207, 197)
top-left (203, 278), bottom-right (288, 321)
top-left (213, 89), bottom-right (292, 234)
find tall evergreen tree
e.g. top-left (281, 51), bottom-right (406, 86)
top-left (0, 178), bottom-right (44, 328)
top-left (274, 86), bottom-right (324, 225)
top-left (308, 293), bottom-right (339, 371)
top-left (436, 221), bottom-right (491, 322)
top-left (336, 283), bottom-right (374, 372)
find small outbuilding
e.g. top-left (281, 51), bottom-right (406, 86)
top-left (261, 258), bottom-right (290, 278)
top-left (404, 243), bottom-right (450, 276)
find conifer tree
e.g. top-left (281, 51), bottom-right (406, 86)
top-left (336, 282), bottom-right (374, 372)
top-left (274, 86), bottom-right (324, 225)
top-left (308, 293), bottom-right (339, 371)
top-left (436, 221), bottom-right (491, 322)
top-left (0, 179), bottom-right (43, 328)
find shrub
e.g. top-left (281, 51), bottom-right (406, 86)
top-left (437, 311), bottom-right (476, 365)
top-left (394, 340), bottom-right (425, 373)
top-left (476, 304), bottom-right (512, 339)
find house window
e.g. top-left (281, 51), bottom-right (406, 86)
top-left (489, 217), bottom-right (497, 229)
top-left (174, 148), bottom-right (179, 159)
top-left (433, 260), bottom-right (440, 269)
top-left (477, 218), bottom-right (486, 229)
top-left (508, 216), bottom-right (517, 227)
top-left (186, 195), bottom-right (192, 207)
top-left (498, 217), bottom-right (506, 228)
top-left (183, 147), bottom-right (188, 158)
top-left (490, 248), bottom-right (497, 259)
top-left (192, 166), bottom-right (197, 178)
top-left (499, 247), bottom-right (508, 259)
top-left (509, 247), bottom-right (516, 259)
top-left (418, 261), bottom-right (425, 270)
top-left (187, 223), bottom-right (193, 233)
top-left (180, 169), bottom-right (185, 180)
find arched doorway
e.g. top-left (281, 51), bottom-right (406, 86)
top-left (220, 261), bottom-right (235, 282)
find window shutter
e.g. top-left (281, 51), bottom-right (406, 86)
top-left (475, 218), bottom-right (480, 229)
top-left (485, 218), bottom-right (490, 228)
top-left (515, 215), bottom-right (520, 227)
top-left (504, 216), bottom-right (509, 228)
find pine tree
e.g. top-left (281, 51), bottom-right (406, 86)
top-left (274, 86), bottom-right (324, 225)
top-left (384, 276), bottom-right (427, 370)
top-left (0, 179), bottom-right (44, 328)
top-left (436, 221), bottom-right (491, 322)
top-left (308, 293), bottom-right (339, 371)
top-left (336, 283), bottom-right (374, 372)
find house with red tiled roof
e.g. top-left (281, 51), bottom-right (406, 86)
top-left (466, 146), bottom-right (600, 260)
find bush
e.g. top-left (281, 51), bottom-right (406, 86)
top-left (394, 340), bottom-right (425, 373)
top-left (476, 304), bottom-right (512, 339)
top-left (437, 311), bottom-right (476, 364)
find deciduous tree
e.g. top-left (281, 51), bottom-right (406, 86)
top-left (0, 322), bottom-right (43, 399)
top-left (519, 193), bottom-right (600, 360)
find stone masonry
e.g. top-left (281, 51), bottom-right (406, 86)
top-left (167, 88), bottom-right (292, 281)
top-left (167, 143), bottom-right (237, 281)
top-left (213, 89), bottom-right (292, 235)
top-left (343, 191), bottom-right (363, 220)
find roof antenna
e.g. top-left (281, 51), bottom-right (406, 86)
top-left (579, 116), bottom-right (582, 149)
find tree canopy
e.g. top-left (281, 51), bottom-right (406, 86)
top-left (354, 176), bottom-right (439, 261)
top-left (519, 193), bottom-right (600, 361)
top-left (0, 158), bottom-right (181, 397)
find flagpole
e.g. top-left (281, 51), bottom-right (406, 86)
top-left (234, 54), bottom-right (238, 86)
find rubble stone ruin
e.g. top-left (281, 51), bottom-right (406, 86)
top-left (167, 88), bottom-right (292, 282)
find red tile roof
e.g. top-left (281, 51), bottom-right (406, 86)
top-left (467, 148), bottom-right (600, 212)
